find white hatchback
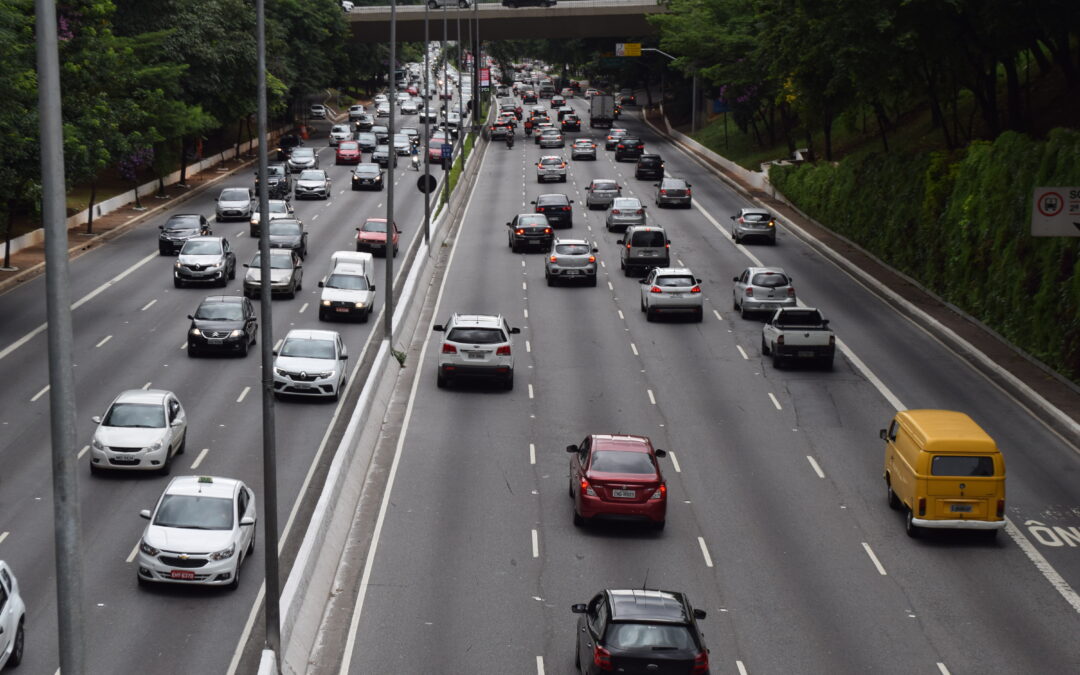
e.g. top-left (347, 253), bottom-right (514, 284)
top-left (89, 389), bottom-right (187, 475)
top-left (136, 475), bottom-right (256, 590)
top-left (639, 267), bottom-right (704, 322)
top-left (433, 314), bottom-right (520, 390)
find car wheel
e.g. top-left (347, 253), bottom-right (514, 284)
top-left (286, 287), bottom-right (296, 300)
top-left (761, 337), bottom-right (770, 355)
top-left (887, 482), bottom-right (901, 510)
top-left (393, 245), bottom-right (399, 257)
top-left (560, 175), bottom-right (567, 183)
top-left (187, 344), bottom-right (198, 358)
top-left (740, 303), bottom-right (749, 319)
top-left (318, 309), bottom-right (327, 321)
top-left (640, 296), bottom-right (646, 313)
top-left (436, 371), bottom-right (447, 389)
top-left (905, 508), bottom-right (920, 538)
top-left (247, 528), bottom-right (256, 555)
top-left (173, 278), bottom-right (182, 288)
top-left (89, 463), bottom-right (102, 476)
top-left (504, 371), bottom-right (514, 391)
top-left (589, 276), bottom-right (597, 287)
top-left (227, 559), bottom-right (241, 591)
top-left (8, 620), bottom-right (24, 666)
top-left (652, 519), bottom-right (666, 532)
top-left (159, 451), bottom-right (172, 476)
top-left (250, 228), bottom-right (258, 237)
top-left (573, 510), bottom-right (584, 527)
top-left (574, 635), bottom-right (581, 671)
top-left (646, 306), bottom-right (656, 322)
top-left (568, 476), bottom-right (575, 499)
top-left (821, 355), bottom-right (834, 371)
top-left (546, 274), bottom-right (554, 287)
top-left (772, 350), bottom-right (782, 369)
top-left (695, 308), bottom-right (704, 322)
top-left (229, 264), bottom-right (236, 280)
top-left (239, 340), bottom-right (249, 357)
top-left (733, 295), bottom-right (739, 311)
top-left (297, 278), bottom-right (303, 291)
top-left (159, 246), bottom-right (169, 256)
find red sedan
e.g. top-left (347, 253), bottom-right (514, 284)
top-left (355, 217), bottom-right (400, 257)
top-left (567, 434), bottom-right (668, 530)
top-left (335, 140), bottom-right (362, 165)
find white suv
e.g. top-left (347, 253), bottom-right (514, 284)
top-left (0, 561), bottom-right (25, 668)
top-left (639, 267), bottom-right (704, 322)
top-left (273, 329), bottom-right (349, 400)
top-left (433, 314), bottom-right (521, 390)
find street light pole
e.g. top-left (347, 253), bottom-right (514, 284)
top-left (442, 4), bottom-right (450, 209)
top-left (457, 9), bottom-right (463, 140)
top-left (385, 0), bottom-right (397, 342)
top-left (423, 3), bottom-right (431, 249)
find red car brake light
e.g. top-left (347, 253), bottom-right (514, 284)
top-left (593, 644), bottom-right (613, 671)
top-left (550, 255), bottom-right (558, 263)
top-left (635, 209), bottom-right (643, 215)
top-left (691, 650), bottom-right (709, 674)
top-left (650, 484), bottom-right (666, 499)
top-left (788, 287), bottom-right (795, 297)
top-left (496, 345), bottom-right (511, 356)
top-left (611, 209), bottom-right (621, 215)
top-left (649, 286), bottom-right (663, 294)
top-left (562, 206), bottom-right (571, 211)
top-left (746, 287), bottom-right (754, 296)
top-left (441, 343), bottom-right (457, 354)
top-left (659, 189), bottom-right (667, 195)
top-left (690, 285), bottom-right (701, 293)
top-left (588, 255), bottom-right (596, 263)
top-left (544, 227), bottom-right (552, 234)
top-left (686, 188), bottom-right (692, 196)
top-left (516, 228), bottom-right (526, 235)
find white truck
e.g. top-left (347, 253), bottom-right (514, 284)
top-left (761, 307), bottom-right (835, 369)
top-left (589, 94), bottom-right (616, 128)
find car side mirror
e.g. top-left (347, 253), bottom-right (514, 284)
top-left (616, 239), bottom-right (624, 245)
top-left (732, 276), bottom-right (739, 282)
top-left (591, 247), bottom-right (598, 253)
top-left (639, 279), bottom-right (648, 284)
top-left (879, 429), bottom-right (888, 441)
top-left (158, 225), bottom-right (164, 230)
top-left (170, 418), bottom-right (183, 427)
top-left (566, 444), bottom-right (577, 454)
top-left (654, 448), bottom-right (667, 458)
top-left (370, 284), bottom-right (376, 292)
top-left (571, 603), bottom-right (588, 614)
top-left (240, 516), bottom-right (256, 526)
top-left (139, 509), bottom-right (152, 520)
top-left (653, 183), bottom-right (659, 187)
top-left (696, 278), bottom-right (702, 284)
top-left (506, 222), bottom-right (512, 227)
top-left (92, 415), bottom-right (102, 424)
top-left (187, 315), bottom-right (194, 320)
top-left (821, 319), bottom-right (830, 327)
top-left (693, 608), bottom-right (707, 620)
top-left (432, 324), bottom-right (445, 332)
top-left (318, 281), bottom-right (325, 288)
top-left (510, 327), bottom-right (521, 334)
top-left (272, 349), bottom-right (278, 356)
top-left (569, 199), bottom-right (574, 204)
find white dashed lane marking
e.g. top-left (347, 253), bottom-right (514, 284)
top-left (126, 542), bottom-right (139, 564)
top-left (862, 542), bottom-right (887, 575)
top-left (806, 456), bottom-right (825, 478)
top-left (95, 335), bottom-right (112, 348)
top-left (736, 345), bottom-right (748, 360)
top-left (668, 451), bottom-right (681, 473)
top-left (237, 386), bottom-right (251, 403)
top-left (30, 385), bottom-right (50, 402)
top-left (190, 447), bottom-right (210, 470)
top-left (647, 389), bottom-right (656, 405)
top-left (531, 529), bottom-right (539, 558)
top-left (697, 537), bottom-right (714, 568)
top-left (768, 393), bottom-right (782, 410)
top-left (529, 443), bottom-right (536, 465)
top-left (78, 445), bottom-right (89, 459)
top-left (140, 299), bottom-right (157, 311)
top-left (0, 532), bottom-right (9, 546)
top-left (630, 343), bottom-right (638, 356)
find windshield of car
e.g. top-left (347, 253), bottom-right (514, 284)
top-left (743, 212), bottom-right (772, 222)
top-left (590, 451), bottom-right (655, 474)
top-left (268, 202), bottom-right (289, 214)
top-left (655, 275), bottom-right (696, 287)
top-left (268, 221), bottom-right (301, 236)
top-left (291, 148), bottom-right (314, 159)
top-left (165, 216), bottom-right (201, 231)
top-left (775, 309), bottom-right (823, 326)
top-left (630, 231), bottom-right (666, 247)
top-left (333, 125), bottom-right (349, 133)
top-left (931, 455), bottom-right (995, 476)
top-left (250, 253), bottom-right (294, 270)
top-left (593, 181), bottom-right (618, 191)
top-left (220, 189), bottom-right (249, 202)
top-left (195, 303), bottom-right (243, 321)
top-left (280, 338), bottom-right (335, 359)
top-left (358, 133), bottom-right (376, 144)
top-left (326, 274), bottom-right (369, 290)
top-left (338, 141), bottom-right (359, 151)
top-left (375, 145), bottom-right (389, 153)
top-left (604, 623), bottom-right (695, 651)
top-left (446, 327), bottom-right (507, 344)
top-left (103, 402), bottom-right (165, 428)
top-left (180, 240), bottom-right (222, 255)
top-left (154, 494), bottom-right (234, 530)
top-left (267, 165), bottom-right (285, 177)
top-left (555, 243), bottom-right (590, 255)
top-left (751, 272), bottom-right (790, 288)
top-left (361, 220), bottom-right (387, 233)
top-left (299, 171), bottom-right (324, 181)
top-left (612, 198), bottom-right (639, 210)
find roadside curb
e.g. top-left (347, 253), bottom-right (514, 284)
top-left (641, 111), bottom-right (1080, 449)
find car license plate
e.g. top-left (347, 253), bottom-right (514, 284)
top-left (642, 251), bottom-right (657, 256)
top-left (612, 489), bottom-right (636, 498)
top-left (798, 350), bottom-right (814, 357)
top-left (951, 504), bottom-right (973, 513)
top-left (207, 338), bottom-right (224, 345)
top-left (335, 307), bottom-right (350, 313)
top-left (467, 351), bottom-right (485, 360)
top-left (565, 269), bottom-right (579, 275)
top-left (170, 570), bottom-right (195, 580)
top-left (293, 382), bottom-right (312, 389)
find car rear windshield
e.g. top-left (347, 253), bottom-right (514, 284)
top-left (630, 231), bottom-right (666, 247)
top-left (663, 180), bottom-right (688, 190)
top-left (269, 222), bottom-right (301, 235)
top-left (326, 274), bottom-right (369, 290)
top-left (220, 188), bottom-right (249, 201)
top-left (655, 275), bottom-right (695, 287)
top-left (590, 451), bottom-right (655, 474)
top-left (743, 212), bottom-right (772, 222)
top-left (751, 272), bottom-right (790, 288)
top-left (638, 157), bottom-right (661, 165)
top-left (195, 303), bottom-right (243, 321)
top-left (931, 455), bottom-right (995, 476)
top-left (154, 495), bottom-right (233, 530)
top-left (775, 310), bottom-right (823, 326)
top-left (281, 338), bottom-right (335, 359)
top-left (556, 244), bottom-right (590, 255)
top-left (537, 195), bottom-right (568, 206)
top-left (181, 240), bottom-right (222, 255)
top-left (605, 623), bottom-right (695, 651)
top-left (541, 158), bottom-right (563, 166)
top-left (104, 402), bottom-right (165, 428)
top-left (268, 202), bottom-right (289, 214)
top-left (612, 199), bottom-right (639, 210)
top-left (447, 327), bottom-right (507, 344)
top-left (519, 215), bottom-right (547, 226)
top-left (593, 181), bottom-right (618, 191)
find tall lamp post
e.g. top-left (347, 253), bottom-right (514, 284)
top-left (641, 47), bottom-right (699, 133)
top-left (385, 0), bottom-right (397, 342)
top-left (423, 2), bottom-right (431, 249)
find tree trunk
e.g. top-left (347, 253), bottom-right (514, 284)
top-left (872, 100), bottom-right (890, 153)
top-left (822, 108), bottom-right (834, 162)
top-left (86, 180), bottom-right (97, 234)
top-left (235, 120), bottom-right (244, 158)
top-left (179, 137), bottom-right (189, 186)
top-left (778, 102), bottom-right (797, 156)
top-left (1003, 57), bottom-right (1023, 131)
top-left (2, 202), bottom-right (12, 269)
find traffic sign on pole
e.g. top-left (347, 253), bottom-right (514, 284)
top-left (615, 43), bottom-right (641, 57)
top-left (1031, 186), bottom-right (1080, 236)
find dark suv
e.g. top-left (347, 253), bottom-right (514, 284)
top-left (635, 154), bottom-right (665, 180)
top-left (614, 136), bottom-right (645, 162)
top-left (572, 589), bottom-right (709, 674)
top-left (186, 295), bottom-right (257, 357)
top-left (255, 163), bottom-right (293, 200)
top-left (531, 193), bottom-right (574, 229)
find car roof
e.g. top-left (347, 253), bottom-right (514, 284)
top-left (606, 589), bottom-right (691, 624)
top-left (183, 236), bottom-right (223, 245)
top-left (329, 263), bottom-right (367, 276)
top-left (537, 193), bottom-right (570, 202)
top-left (591, 433), bottom-right (653, 452)
top-left (553, 238), bottom-right (589, 246)
top-left (651, 267), bottom-right (695, 277)
top-left (163, 475), bottom-right (241, 501)
top-left (740, 207), bottom-right (771, 216)
top-left (114, 389), bottom-right (171, 405)
top-left (284, 328), bottom-right (339, 342)
top-left (449, 314), bottom-right (505, 329)
top-left (746, 266), bottom-right (788, 275)
top-left (626, 224), bottom-right (667, 233)
top-left (199, 295), bottom-right (244, 305)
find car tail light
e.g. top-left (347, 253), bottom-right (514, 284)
top-left (496, 345), bottom-right (511, 356)
top-left (516, 228), bottom-right (526, 235)
top-left (787, 287), bottom-right (795, 297)
top-left (997, 499), bottom-right (1005, 517)
top-left (767, 219), bottom-right (776, 228)
top-left (650, 286), bottom-right (663, 294)
top-left (593, 644), bottom-right (613, 671)
top-left (580, 478), bottom-right (596, 497)
top-left (562, 206), bottom-right (571, 211)
top-left (918, 497), bottom-right (926, 516)
top-left (745, 287), bottom-right (754, 297)
top-left (626, 243), bottom-right (632, 250)
top-left (617, 144), bottom-right (625, 149)
top-left (828, 335), bottom-right (836, 346)
top-left (588, 255), bottom-right (596, 263)
top-left (690, 285), bottom-right (701, 293)
top-left (441, 343), bottom-right (457, 354)
top-left (635, 209), bottom-right (643, 215)
top-left (560, 163), bottom-right (566, 168)
top-left (691, 650), bottom-right (709, 674)
top-left (612, 209), bottom-right (621, 215)
top-left (544, 228), bottom-right (552, 234)
top-left (777, 334), bottom-right (785, 345)
top-left (659, 189), bottom-right (667, 195)
top-left (686, 188), bottom-right (692, 196)
top-left (665, 242), bottom-right (670, 248)
top-left (650, 484), bottom-right (666, 500)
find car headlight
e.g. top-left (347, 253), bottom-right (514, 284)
top-left (209, 544), bottom-right (235, 561)
top-left (140, 539), bottom-right (160, 557)
top-left (321, 300), bottom-right (332, 306)
top-left (146, 441), bottom-right (163, 451)
top-left (91, 437), bottom-right (104, 450)
top-left (174, 261), bottom-right (183, 269)
top-left (354, 302), bottom-right (366, 308)
top-left (190, 328), bottom-right (202, 336)
top-left (274, 368), bottom-right (288, 376)
top-left (230, 329), bottom-right (243, 338)
top-left (316, 371), bottom-right (333, 379)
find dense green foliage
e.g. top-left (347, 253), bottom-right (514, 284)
top-left (770, 130), bottom-right (1080, 381)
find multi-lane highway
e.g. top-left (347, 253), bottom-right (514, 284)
top-left (0, 94), bottom-right (450, 672)
top-left (334, 89), bottom-right (1080, 673)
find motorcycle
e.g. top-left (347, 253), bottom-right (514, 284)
top-left (505, 133), bottom-right (515, 149)
top-left (411, 153), bottom-right (421, 171)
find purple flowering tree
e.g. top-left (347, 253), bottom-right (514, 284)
top-left (118, 147), bottom-right (154, 209)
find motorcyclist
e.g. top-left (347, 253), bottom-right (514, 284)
top-left (505, 129), bottom-right (514, 148)
top-left (410, 146), bottom-right (420, 171)
top-left (524, 118), bottom-right (533, 136)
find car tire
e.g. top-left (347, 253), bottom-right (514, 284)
top-left (247, 528), bottom-right (256, 556)
top-left (89, 463), bottom-right (102, 476)
top-left (560, 175), bottom-right (567, 183)
top-left (887, 482), bottom-right (901, 510)
top-left (640, 296), bottom-right (646, 313)
top-left (646, 306), bottom-right (656, 322)
top-left (318, 309), bottom-right (327, 321)
top-left (250, 228), bottom-right (258, 237)
top-left (740, 303), bottom-right (749, 319)
top-left (821, 355), bottom-right (834, 370)
top-left (546, 274), bottom-right (554, 287)
top-left (8, 620), bottom-right (24, 667)
top-left (239, 340), bottom-right (249, 358)
top-left (227, 559), bottom-right (241, 591)
top-left (362, 308), bottom-right (371, 323)
top-left (905, 509), bottom-right (920, 538)
top-left (573, 510), bottom-right (584, 527)
top-left (436, 371), bottom-right (447, 389)
top-left (159, 451), bottom-right (172, 476)
top-left (652, 519), bottom-right (666, 532)
top-left (589, 277), bottom-right (597, 287)
top-left (159, 246), bottom-right (170, 256)
top-left (286, 286), bottom-right (295, 300)
top-left (761, 337), bottom-right (770, 355)
top-left (772, 350), bottom-right (782, 369)
top-left (504, 372), bottom-right (514, 391)
top-left (215, 215), bottom-right (222, 223)
top-left (229, 264), bottom-right (236, 280)
top-left (695, 308), bottom-right (704, 322)
top-left (173, 278), bottom-right (182, 288)
top-left (187, 344), bottom-right (198, 358)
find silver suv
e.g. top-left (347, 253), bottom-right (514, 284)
top-left (0, 561), bottom-right (26, 669)
top-left (536, 155), bottom-right (567, 183)
top-left (732, 266), bottom-right (796, 318)
top-left (174, 236), bottom-right (236, 288)
top-left (639, 267), bottom-right (703, 322)
top-left (545, 238), bottom-right (598, 286)
top-left (730, 207), bottom-right (777, 244)
top-left (618, 225), bottom-right (670, 277)
top-left (215, 187), bottom-right (253, 222)
top-left (433, 314), bottom-right (521, 390)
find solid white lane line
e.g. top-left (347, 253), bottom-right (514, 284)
top-left (768, 393), bottom-right (782, 410)
top-left (713, 309), bottom-right (723, 321)
top-left (862, 542), bottom-right (887, 575)
top-left (536, 655), bottom-right (545, 675)
top-left (126, 542), bottom-right (139, 564)
top-left (697, 537), bottom-right (714, 568)
top-left (525, 340), bottom-right (531, 353)
top-left (30, 385), bottom-right (50, 402)
top-left (140, 299), bottom-right (157, 311)
top-left (806, 455), bottom-right (826, 478)
top-left (937, 664), bottom-right (951, 675)
top-left (647, 389), bottom-right (656, 405)
top-left (0, 532), bottom-right (8, 546)
top-left (78, 445), bottom-right (89, 459)
top-left (736, 345), bottom-right (748, 360)
top-left (237, 386), bottom-right (251, 403)
top-left (299, 302), bottom-right (309, 314)
top-left (529, 443), bottom-right (536, 465)
top-left (617, 309), bottom-right (624, 320)
top-left (0, 252), bottom-right (157, 364)
top-left (95, 335), bottom-right (112, 348)
top-left (668, 451), bottom-right (681, 473)
top-left (835, 338), bottom-right (906, 411)
top-left (190, 447), bottom-right (210, 470)
top-left (142, 382), bottom-right (152, 390)
top-left (736, 661), bottom-right (749, 675)
top-left (607, 281), bottom-right (614, 291)
top-left (528, 384), bottom-right (535, 399)
top-left (531, 529), bottom-right (539, 558)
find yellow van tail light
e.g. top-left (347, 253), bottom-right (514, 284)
top-left (918, 497), bottom-right (926, 516)
top-left (997, 499), bottom-right (1005, 517)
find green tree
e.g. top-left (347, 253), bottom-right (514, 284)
top-left (0, 0), bottom-right (37, 266)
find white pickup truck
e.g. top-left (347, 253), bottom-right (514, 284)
top-left (761, 307), bottom-right (835, 369)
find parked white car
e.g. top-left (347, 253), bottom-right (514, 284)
top-left (89, 389), bottom-right (187, 475)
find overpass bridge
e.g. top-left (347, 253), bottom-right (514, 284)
top-left (346, 0), bottom-right (665, 42)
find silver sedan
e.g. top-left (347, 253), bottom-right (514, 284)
top-left (585, 179), bottom-right (621, 210)
top-left (605, 197), bottom-right (646, 232)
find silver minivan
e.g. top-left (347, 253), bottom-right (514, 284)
top-left (618, 225), bottom-right (670, 276)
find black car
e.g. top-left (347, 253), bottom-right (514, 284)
top-left (158, 214), bottom-right (209, 255)
top-left (351, 163), bottom-right (385, 191)
top-left (614, 136), bottom-right (645, 162)
top-left (506, 213), bottom-right (553, 252)
top-left (275, 133), bottom-right (302, 161)
top-left (531, 193), bottom-right (574, 229)
top-left (572, 589), bottom-right (709, 675)
top-left (635, 154), bottom-right (665, 180)
top-left (266, 218), bottom-right (308, 260)
top-left (354, 114), bottom-right (375, 132)
top-left (186, 296), bottom-right (258, 358)
top-left (255, 163), bottom-right (293, 200)
top-left (561, 115), bottom-right (581, 132)
top-left (371, 125), bottom-right (390, 144)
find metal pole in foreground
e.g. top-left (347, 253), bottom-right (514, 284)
top-left (385, 0), bottom-right (396, 342)
top-left (255, 0), bottom-right (282, 668)
top-left (423, 4), bottom-right (431, 249)
top-left (474, 4), bottom-right (481, 130)
top-left (457, 9), bottom-right (462, 137)
top-left (442, 5), bottom-right (450, 209)
top-left (36, 0), bottom-right (84, 672)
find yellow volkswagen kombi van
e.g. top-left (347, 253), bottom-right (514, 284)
top-left (881, 409), bottom-right (1006, 538)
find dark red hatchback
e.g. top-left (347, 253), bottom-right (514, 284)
top-left (567, 434), bottom-right (668, 529)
